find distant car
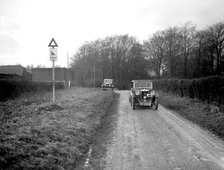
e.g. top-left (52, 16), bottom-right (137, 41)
top-left (129, 80), bottom-right (159, 110)
top-left (101, 79), bottom-right (114, 90)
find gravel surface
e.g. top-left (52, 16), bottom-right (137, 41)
top-left (85, 90), bottom-right (224, 170)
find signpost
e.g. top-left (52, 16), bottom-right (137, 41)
top-left (48, 38), bottom-right (58, 103)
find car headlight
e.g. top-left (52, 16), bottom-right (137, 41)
top-left (150, 90), bottom-right (155, 96)
top-left (135, 90), bottom-right (140, 95)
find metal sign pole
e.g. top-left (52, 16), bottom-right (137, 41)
top-left (52, 59), bottom-right (55, 103)
top-left (48, 38), bottom-right (58, 104)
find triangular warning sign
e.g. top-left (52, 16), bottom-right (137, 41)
top-left (48, 38), bottom-right (58, 47)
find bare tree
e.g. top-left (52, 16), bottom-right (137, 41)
top-left (71, 35), bottom-right (148, 89)
top-left (208, 22), bottom-right (224, 75)
top-left (163, 27), bottom-right (183, 77)
top-left (179, 22), bottom-right (197, 78)
top-left (143, 31), bottom-right (165, 77)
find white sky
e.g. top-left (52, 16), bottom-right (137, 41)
top-left (0, 0), bottom-right (224, 67)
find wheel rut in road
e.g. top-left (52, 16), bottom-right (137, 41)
top-left (83, 90), bottom-right (224, 170)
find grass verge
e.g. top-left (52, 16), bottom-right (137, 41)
top-left (0, 87), bottom-right (115, 169)
top-left (158, 91), bottom-right (224, 140)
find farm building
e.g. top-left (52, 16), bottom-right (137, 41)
top-left (0, 65), bottom-right (32, 81)
top-left (32, 67), bottom-right (75, 87)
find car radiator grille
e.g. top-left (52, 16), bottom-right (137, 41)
top-left (141, 91), bottom-right (149, 99)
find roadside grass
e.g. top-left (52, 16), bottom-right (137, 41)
top-left (158, 91), bottom-right (224, 139)
top-left (0, 87), bottom-right (116, 169)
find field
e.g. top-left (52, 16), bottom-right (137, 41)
top-left (0, 87), bottom-right (115, 169)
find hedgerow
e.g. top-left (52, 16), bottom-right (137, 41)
top-left (0, 80), bottom-right (65, 102)
top-left (153, 76), bottom-right (224, 104)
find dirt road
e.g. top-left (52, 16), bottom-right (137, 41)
top-left (87, 90), bottom-right (224, 170)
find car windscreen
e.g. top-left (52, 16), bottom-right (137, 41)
top-left (134, 81), bottom-right (152, 88)
top-left (104, 79), bottom-right (113, 84)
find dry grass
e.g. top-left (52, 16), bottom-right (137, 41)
top-left (158, 90), bottom-right (224, 139)
top-left (0, 87), bottom-right (115, 169)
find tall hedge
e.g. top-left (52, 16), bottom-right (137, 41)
top-left (153, 76), bottom-right (224, 104)
top-left (0, 80), bottom-right (65, 102)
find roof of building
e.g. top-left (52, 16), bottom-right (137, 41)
top-left (0, 65), bottom-right (25, 76)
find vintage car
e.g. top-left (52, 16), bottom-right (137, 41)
top-left (101, 79), bottom-right (114, 90)
top-left (129, 80), bottom-right (159, 110)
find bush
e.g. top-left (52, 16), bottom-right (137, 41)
top-left (84, 79), bottom-right (102, 87)
top-left (153, 76), bottom-right (224, 104)
top-left (0, 80), bottom-right (65, 102)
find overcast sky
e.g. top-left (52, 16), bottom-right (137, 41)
top-left (0, 0), bottom-right (224, 67)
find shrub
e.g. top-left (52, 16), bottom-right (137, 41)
top-left (153, 76), bottom-right (224, 104)
top-left (0, 80), bottom-right (65, 102)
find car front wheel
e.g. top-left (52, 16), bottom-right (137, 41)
top-left (152, 98), bottom-right (158, 110)
top-left (131, 98), bottom-right (136, 110)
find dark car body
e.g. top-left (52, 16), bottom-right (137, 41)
top-left (101, 79), bottom-right (114, 90)
top-left (129, 80), bottom-right (159, 110)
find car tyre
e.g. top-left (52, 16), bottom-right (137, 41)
top-left (152, 98), bottom-right (158, 110)
top-left (131, 98), bottom-right (136, 110)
